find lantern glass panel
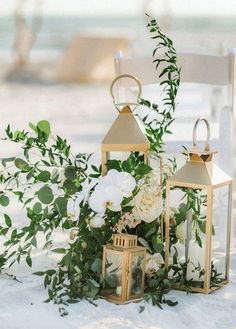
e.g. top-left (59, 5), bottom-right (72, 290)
top-left (169, 187), bottom-right (208, 287)
top-left (129, 254), bottom-right (145, 297)
top-left (211, 185), bottom-right (230, 281)
top-left (104, 250), bottom-right (123, 297)
top-left (108, 152), bottom-right (130, 161)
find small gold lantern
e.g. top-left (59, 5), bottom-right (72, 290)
top-left (101, 74), bottom-right (149, 175)
top-left (165, 117), bottom-right (233, 293)
top-left (102, 233), bottom-right (146, 303)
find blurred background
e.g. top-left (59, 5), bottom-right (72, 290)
top-left (0, 0), bottom-right (235, 161)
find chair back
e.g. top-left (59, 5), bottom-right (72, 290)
top-left (114, 49), bottom-right (235, 111)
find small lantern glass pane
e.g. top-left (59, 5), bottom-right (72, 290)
top-left (168, 183), bottom-right (231, 292)
top-left (104, 250), bottom-right (123, 297)
top-left (129, 253), bottom-right (145, 298)
top-left (168, 187), bottom-right (208, 289)
top-left (211, 185), bottom-right (230, 282)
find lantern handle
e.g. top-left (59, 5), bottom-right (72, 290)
top-left (192, 117), bottom-right (211, 152)
top-left (110, 74), bottom-right (142, 112)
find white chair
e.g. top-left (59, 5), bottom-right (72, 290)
top-left (113, 49), bottom-right (235, 177)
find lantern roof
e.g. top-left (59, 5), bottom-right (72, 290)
top-left (168, 161), bottom-right (232, 188)
top-left (168, 117), bottom-right (232, 188)
top-left (102, 106), bottom-right (149, 151)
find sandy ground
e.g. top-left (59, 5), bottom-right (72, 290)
top-left (0, 79), bottom-right (235, 329)
top-left (0, 246), bottom-right (235, 329)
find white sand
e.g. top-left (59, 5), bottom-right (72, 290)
top-left (0, 246), bottom-right (235, 329)
top-left (0, 81), bottom-right (235, 329)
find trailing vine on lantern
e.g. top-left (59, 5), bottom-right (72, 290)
top-left (140, 13), bottom-right (181, 153)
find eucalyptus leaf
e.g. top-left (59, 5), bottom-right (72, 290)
top-left (52, 248), bottom-right (66, 254)
top-left (14, 158), bottom-right (30, 172)
top-left (4, 214), bottom-right (12, 227)
top-left (38, 171), bottom-right (51, 182)
top-left (37, 185), bottom-right (54, 204)
top-left (26, 255), bottom-right (32, 267)
top-left (91, 258), bottom-right (102, 273)
top-left (0, 195), bottom-right (9, 207)
top-left (54, 197), bottom-right (67, 216)
top-left (37, 120), bottom-right (51, 137)
top-left (63, 179), bottom-right (77, 195)
top-left (33, 202), bottom-right (42, 214)
top-left (64, 166), bottom-right (77, 180)
top-left (135, 163), bottom-right (152, 175)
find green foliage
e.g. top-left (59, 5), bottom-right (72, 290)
top-left (0, 195), bottom-right (9, 207)
top-left (106, 153), bottom-right (152, 178)
top-left (140, 14), bottom-right (181, 153)
top-left (144, 267), bottom-right (178, 308)
top-left (37, 185), bottom-right (54, 204)
top-left (15, 158), bottom-right (31, 172)
top-left (0, 15), bottom-right (180, 314)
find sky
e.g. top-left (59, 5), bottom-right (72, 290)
top-left (1, 0), bottom-right (236, 17)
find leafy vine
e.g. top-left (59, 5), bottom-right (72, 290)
top-left (140, 13), bottom-right (181, 153)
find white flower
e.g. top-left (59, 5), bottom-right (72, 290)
top-left (131, 185), bottom-right (163, 223)
top-left (69, 228), bottom-right (79, 243)
top-left (90, 214), bottom-right (105, 228)
top-left (145, 253), bottom-right (164, 274)
top-left (80, 178), bottom-right (98, 204)
top-left (175, 222), bottom-right (186, 245)
top-left (99, 169), bottom-right (136, 198)
top-left (67, 195), bottom-right (82, 221)
top-left (88, 184), bottom-right (123, 214)
top-left (66, 179), bottom-right (98, 221)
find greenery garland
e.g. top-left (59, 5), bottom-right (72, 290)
top-left (0, 15), bottom-right (181, 315)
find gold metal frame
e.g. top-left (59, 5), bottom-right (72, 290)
top-left (101, 74), bottom-right (149, 175)
top-left (102, 242), bottom-right (146, 304)
top-left (165, 117), bottom-right (233, 294)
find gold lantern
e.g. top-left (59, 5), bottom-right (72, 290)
top-left (102, 234), bottom-right (146, 303)
top-left (101, 74), bottom-right (149, 175)
top-left (165, 117), bottom-right (233, 293)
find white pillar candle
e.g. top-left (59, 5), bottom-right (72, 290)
top-left (186, 239), bottom-right (205, 281)
top-left (116, 286), bottom-right (122, 296)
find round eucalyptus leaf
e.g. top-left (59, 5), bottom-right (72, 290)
top-left (54, 197), bottom-right (67, 216)
top-left (64, 166), bottom-right (77, 180)
top-left (91, 258), bottom-right (102, 273)
top-left (37, 185), bottom-right (54, 204)
top-left (63, 179), bottom-right (77, 195)
top-left (38, 171), bottom-right (51, 182)
top-left (37, 120), bottom-right (51, 137)
top-left (33, 202), bottom-right (42, 214)
top-left (14, 158), bottom-right (30, 172)
top-left (0, 195), bottom-right (9, 207)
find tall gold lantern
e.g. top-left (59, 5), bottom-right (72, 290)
top-left (165, 117), bottom-right (233, 293)
top-left (101, 74), bottom-right (149, 175)
top-left (102, 234), bottom-right (146, 304)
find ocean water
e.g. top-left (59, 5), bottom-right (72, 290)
top-left (1, 15), bottom-right (236, 52)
